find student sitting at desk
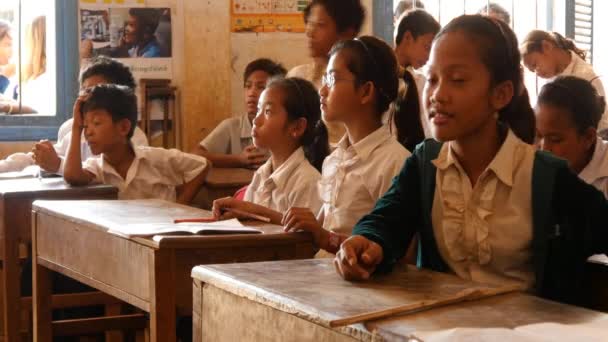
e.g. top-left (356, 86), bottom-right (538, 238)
top-left (332, 16), bottom-right (607, 308)
top-left (212, 77), bottom-right (328, 224)
top-left (64, 84), bottom-right (209, 204)
top-left (191, 58), bottom-right (287, 169)
top-left (536, 76), bottom-right (608, 198)
top-left (0, 56), bottom-right (148, 174)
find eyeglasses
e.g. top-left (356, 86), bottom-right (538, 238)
top-left (321, 73), bottom-right (355, 89)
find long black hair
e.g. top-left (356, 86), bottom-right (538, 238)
top-left (266, 77), bottom-right (329, 171)
top-left (329, 36), bottom-right (424, 150)
top-left (436, 15), bottom-right (536, 143)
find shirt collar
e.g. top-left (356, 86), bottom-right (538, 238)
top-left (256, 147), bottom-right (307, 190)
top-left (240, 115), bottom-right (253, 139)
top-left (335, 125), bottom-right (392, 162)
top-left (432, 129), bottom-right (520, 187)
top-left (579, 137), bottom-right (608, 182)
top-left (101, 145), bottom-right (142, 184)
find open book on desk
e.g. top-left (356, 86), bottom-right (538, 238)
top-left (108, 218), bottom-right (262, 238)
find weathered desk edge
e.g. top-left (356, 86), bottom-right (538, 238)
top-left (0, 181), bottom-right (117, 198)
top-left (191, 265), bottom-right (363, 334)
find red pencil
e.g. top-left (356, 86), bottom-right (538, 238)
top-left (173, 217), bottom-right (217, 224)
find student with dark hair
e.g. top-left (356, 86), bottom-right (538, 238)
top-left (536, 76), bottom-right (608, 198)
top-left (288, 0), bottom-right (365, 144)
top-left (282, 36), bottom-right (410, 256)
top-left (123, 8), bottom-right (162, 58)
top-left (521, 29), bottom-right (608, 132)
top-left (192, 58), bottom-right (287, 168)
top-left (478, 2), bottom-right (511, 25)
top-left (331, 15), bottom-right (607, 309)
top-left (64, 84), bottom-right (209, 204)
top-left (212, 77), bottom-right (329, 224)
top-left (0, 56), bottom-right (148, 174)
top-left (394, 0), bottom-right (425, 24)
top-left (391, 9), bottom-right (440, 140)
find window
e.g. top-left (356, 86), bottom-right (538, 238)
top-left (0, 0), bottom-right (78, 141)
top-left (382, 0), bottom-right (599, 103)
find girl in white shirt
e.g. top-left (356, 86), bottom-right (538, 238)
top-left (212, 77), bottom-right (330, 224)
top-left (282, 36), bottom-right (410, 251)
top-left (536, 75), bottom-right (608, 198)
top-left (521, 30), bottom-right (608, 132)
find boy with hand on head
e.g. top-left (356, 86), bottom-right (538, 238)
top-left (64, 84), bottom-right (209, 204)
top-left (191, 58), bottom-right (287, 169)
top-left (0, 56), bottom-right (148, 174)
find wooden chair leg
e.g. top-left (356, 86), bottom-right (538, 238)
top-left (105, 303), bottom-right (125, 342)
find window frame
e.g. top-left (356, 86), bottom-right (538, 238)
top-left (0, 0), bottom-right (79, 142)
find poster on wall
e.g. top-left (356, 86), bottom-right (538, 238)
top-left (231, 0), bottom-right (311, 33)
top-left (79, 0), bottom-right (173, 80)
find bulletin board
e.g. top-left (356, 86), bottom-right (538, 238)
top-left (230, 0), bottom-right (311, 33)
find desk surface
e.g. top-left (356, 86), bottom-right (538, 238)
top-left (193, 259), bottom-right (608, 341)
top-left (205, 167), bottom-right (253, 188)
top-left (32, 199), bottom-right (294, 249)
top-left (0, 177), bottom-right (116, 198)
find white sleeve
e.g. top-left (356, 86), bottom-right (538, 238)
top-left (164, 149), bottom-right (209, 184)
top-left (200, 119), bottom-right (234, 154)
top-left (0, 152), bottom-right (35, 173)
top-left (82, 156), bottom-right (103, 183)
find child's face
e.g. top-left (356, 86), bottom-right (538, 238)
top-left (305, 5), bottom-right (341, 58)
top-left (319, 51), bottom-right (359, 124)
top-left (0, 33), bottom-right (13, 65)
top-left (244, 70), bottom-right (271, 120)
top-left (535, 103), bottom-right (596, 174)
top-left (252, 87), bottom-right (294, 150)
top-left (423, 31), bottom-right (502, 142)
top-left (83, 109), bottom-right (131, 155)
top-left (395, 32), bottom-right (435, 69)
top-left (523, 50), bottom-right (558, 79)
top-left (124, 15), bottom-right (141, 44)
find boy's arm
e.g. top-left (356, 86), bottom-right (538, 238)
top-left (176, 163), bottom-right (210, 205)
top-left (191, 145), bottom-right (266, 169)
top-left (64, 96), bottom-right (95, 186)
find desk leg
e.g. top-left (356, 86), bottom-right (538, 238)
top-left (3, 208), bottom-right (22, 341)
top-left (32, 260), bottom-right (52, 342)
top-left (149, 250), bottom-right (176, 342)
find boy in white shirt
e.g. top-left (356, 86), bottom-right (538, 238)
top-left (191, 58), bottom-right (287, 168)
top-left (0, 56), bottom-right (148, 174)
top-left (64, 84), bottom-right (209, 204)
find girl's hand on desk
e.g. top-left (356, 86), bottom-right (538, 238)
top-left (212, 197), bottom-right (252, 220)
top-left (334, 236), bottom-right (383, 281)
top-left (282, 208), bottom-right (328, 248)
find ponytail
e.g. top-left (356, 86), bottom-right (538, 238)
top-left (267, 77), bottom-right (330, 172)
top-left (551, 32), bottom-right (586, 60)
top-left (499, 85), bottom-right (536, 144)
top-left (303, 120), bottom-right (329, 172)
top-left (391, 70), bottom-right (425, 151)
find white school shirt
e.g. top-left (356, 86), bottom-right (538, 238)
top-left (432, 130), bottom-right (536, 290)
top-left (200, 115), bottom-right (253, 155)
top-left (244, 147), bottom-right (322, 214)
top-left (0, 118), bottom-right (148, 174)
top-left (83, 146), bottom-right (209, 201)
top-left (55, 118), bottom-right (149, 174)
top-left (579, 137), bottom-right (608, 199)
top-left (558, 51), bottom-right (608, 131)
top-left (318, 125), bottom-right (411, 236)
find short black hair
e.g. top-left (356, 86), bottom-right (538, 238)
top-left (395, 9), bottom-right (440, 45)
top-left (243, 58), bottom-right (287, 85)
top-left (538, 76), bottom-right (606, 133)
top-left (129, 8), bottom-right (161, 35)
top-left (82, 84), bottom-right (138, 139)
top-left (79, 56), bottom-right (136, 89)
top-left (478, 3), bottom-right (511, 25)
top-left (304, 0), bottom-right (365, 35)
top-left (394, 0), bottom-right (425, 20)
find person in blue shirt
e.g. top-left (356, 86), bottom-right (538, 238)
top-left (122, 8), bottom-right (162, 58)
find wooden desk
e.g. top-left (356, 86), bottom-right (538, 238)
top-left (0, 177), bottom-right (117, 341)
top-left (32, 199), bottom-right (314, 342)
top-left (194, 168), bottom-right (254, 209)
top-left (192, 259), bottom-right (608, 341)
